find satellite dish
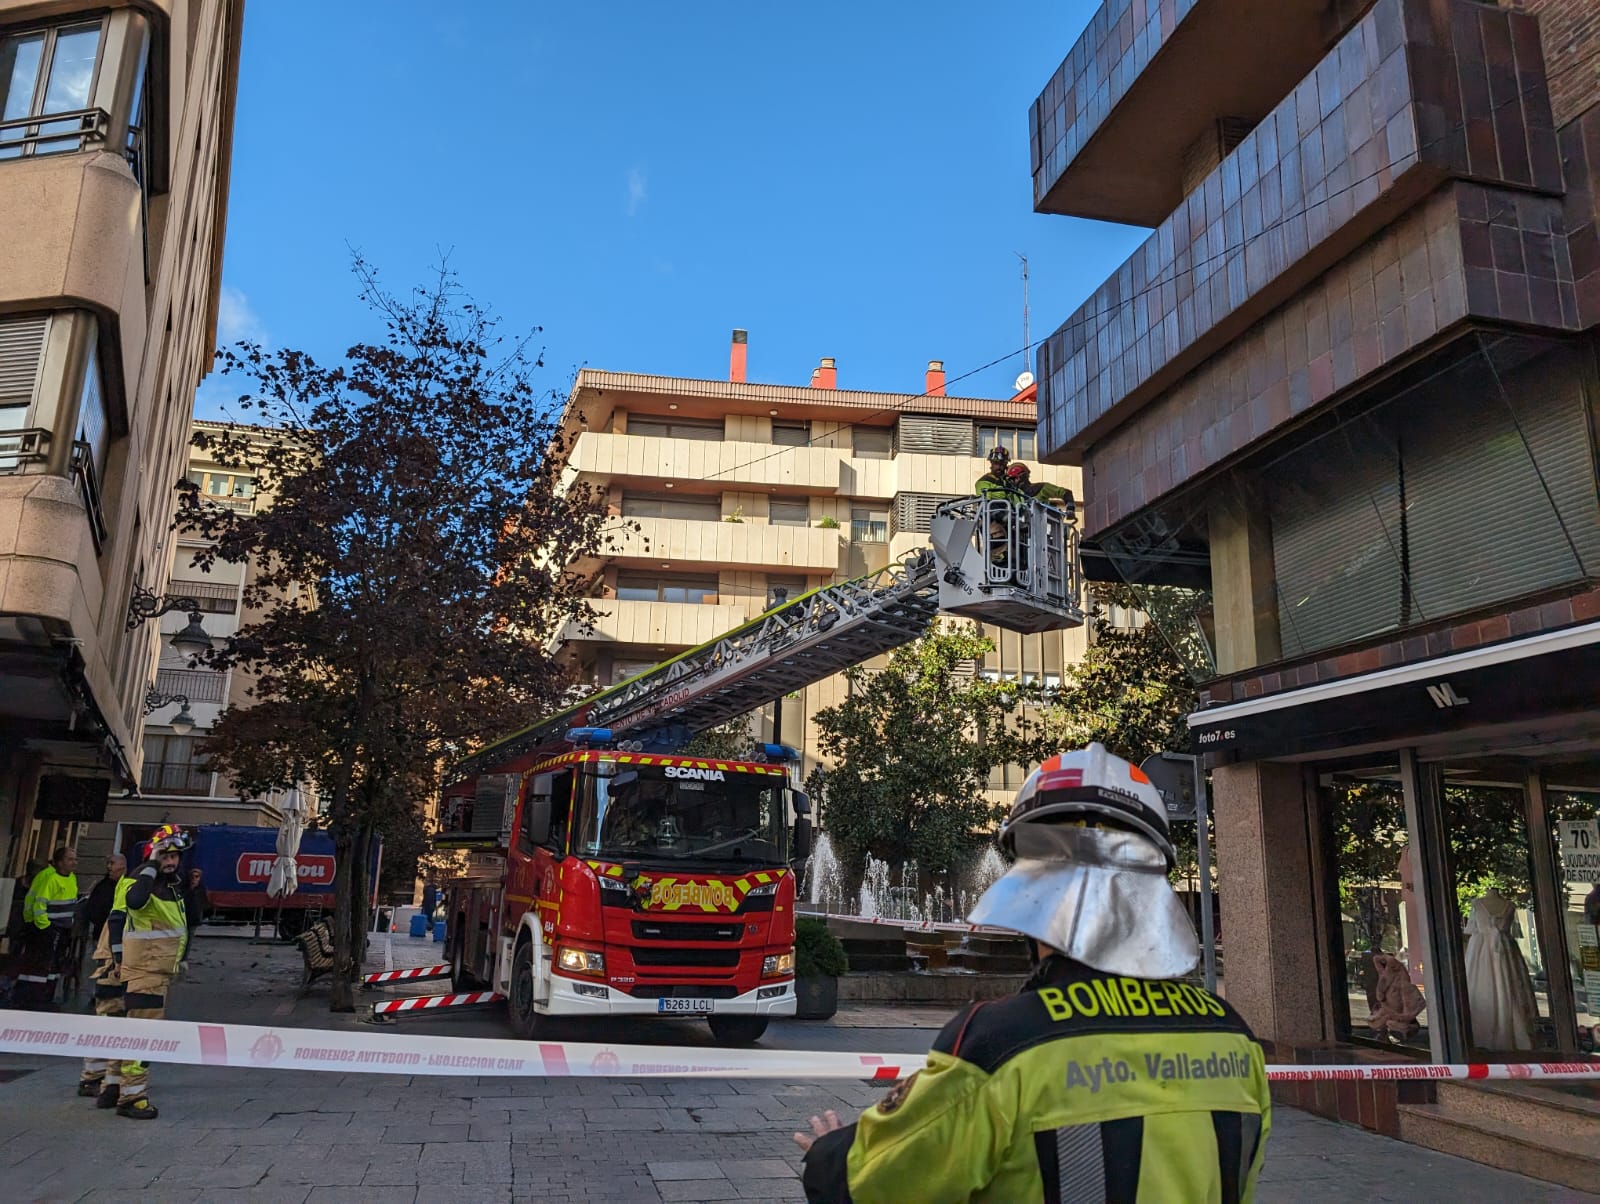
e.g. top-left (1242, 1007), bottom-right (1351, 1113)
top-left (1013, 371), bottom-right (1035, 392)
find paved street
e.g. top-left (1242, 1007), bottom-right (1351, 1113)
top-left (0, 932), bottom-right (1592, 1202)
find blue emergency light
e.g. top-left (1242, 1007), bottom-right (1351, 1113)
top-left (761, 743), bottom-right (799, 762)
top-left (565, 727), bottom-right (614, 746)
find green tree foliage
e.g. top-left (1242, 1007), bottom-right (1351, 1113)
top-left (177, 260), bottom-right (612, 1009)
top-left (806, 624), bottom-right (1054, 876)
top-left (679, 715), bottom-right (758, 761)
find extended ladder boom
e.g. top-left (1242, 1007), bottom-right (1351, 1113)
top-left (453, 495), bottom-right (1083, 780)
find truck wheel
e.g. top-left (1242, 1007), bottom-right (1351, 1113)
top-left (707, 1015), bottom-right (768, 1045)
top-left (508, 940), bottom-right (543, 1039)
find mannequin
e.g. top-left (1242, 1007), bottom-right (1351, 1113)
top-left (1463, 886), bottom-right (1538, 1051)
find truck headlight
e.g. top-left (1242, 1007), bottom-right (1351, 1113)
top-left (557, 946), bottom-right (606, 976)
top-left (746, 881), bottom-right (779, 897)
top-left (762, 952), bottom-right (795, 977)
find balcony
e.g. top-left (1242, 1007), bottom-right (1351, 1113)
top-left (567, 431), bottom-right (843, 493)
top-left (559, 598), bottom-right (754, 647)
top-left (140, 760), bottom-right (213, 797)
top-left (594, 515), bottom-right (840, 574)
top-left (1038, 0), bottom-right (1571, 472)
top-left (155, 667), bottom-right (227, 704)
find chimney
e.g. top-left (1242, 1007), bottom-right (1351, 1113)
top-left (812, 356), bottom-right (837, 389)
top-left (925, 359), bottom-right (946, 396)
top-left (729, 329), bottom-right (748, 382)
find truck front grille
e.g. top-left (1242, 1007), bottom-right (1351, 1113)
top-left (631, 947), bottom-right (741, 968)
top-left (631, 920), bottom-right (742, 942)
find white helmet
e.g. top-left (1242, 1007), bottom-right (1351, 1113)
top-left (969, 742), bottom-right (1199, 979)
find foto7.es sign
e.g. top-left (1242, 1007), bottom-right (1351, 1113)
top-left (236, 854), bottom-right (336, 887)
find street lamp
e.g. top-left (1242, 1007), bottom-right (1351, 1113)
top-left (143, 687), bottom-right (196, 734)
top-left (125, 583), bottom-right (211, 659)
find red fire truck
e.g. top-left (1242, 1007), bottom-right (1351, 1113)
top-left (439, 734), bottom-right (809, 1044)
top-left (431, 495), bottom-right (1083, 1042)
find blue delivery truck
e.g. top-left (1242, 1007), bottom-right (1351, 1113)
top-left (113, 822), bottom-right (382, 940)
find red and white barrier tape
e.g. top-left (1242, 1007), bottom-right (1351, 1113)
top-left (363, 965), bottom-right (452, 986)
top-left (803, 912), bottom-right (1010, 936)
top-left (0, 1010), bottom-right (1595, 1082)
top-left (372, 991), bottom-right (502, 1014)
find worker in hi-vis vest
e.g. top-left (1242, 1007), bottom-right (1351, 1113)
top-left (17, 845), bottom-right (79, 1009)
top-left (795, 743), bottom-right (1272, 1204)
top-left (78, 865), bottom-right (135, 1105)
top-left (106, 824), bottom-right (190, 1119)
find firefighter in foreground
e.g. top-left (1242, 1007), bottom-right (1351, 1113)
top-left (100, 825), bottom-right (190, 1119)
top-left (77, 854), bottom-right (135, 1104)
top-left (795, 744), bottom-right (1272, 1203)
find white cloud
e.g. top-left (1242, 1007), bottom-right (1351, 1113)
top-left (217, 284), bottom-right (266, 344)
top-left (626, 167), bottom-right (648, 217)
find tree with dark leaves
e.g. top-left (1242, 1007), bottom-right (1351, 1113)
top-left (177, 260), bottom-right (613, 1010)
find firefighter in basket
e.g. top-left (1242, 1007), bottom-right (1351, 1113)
top-left (795, 743), bottom-right (1272, 1203)
top-left (102, 824), bottom-right (191, 1119)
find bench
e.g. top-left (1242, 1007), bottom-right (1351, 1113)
top-left (294, 918), bottom-right (336, 991)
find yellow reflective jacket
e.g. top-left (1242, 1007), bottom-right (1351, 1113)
top-left (91, 876), bottom-right (135, 981)
top-left (802, 956), bottom-right (1272, 1204)
top-left (23, 867), bottom-right (79, 930)
top-left (121, 865), bottom-right (187, 979)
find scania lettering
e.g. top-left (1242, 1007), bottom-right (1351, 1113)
top-left (666, 766), bottom-right (726, 782)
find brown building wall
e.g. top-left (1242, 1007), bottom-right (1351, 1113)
top-left (1504, 0), bottom-right (1600, 126)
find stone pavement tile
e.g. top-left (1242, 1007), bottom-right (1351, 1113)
top-left (657, 1179), bottom-right (743, 1202)
top-left (418, 1187), bottom-right (513, 1204)
top-left (381, 1123), bottom-right (470, 1143)
top-left (362, 1159), bottom-right (465, 1187)
top-left (734, 1183), bottom-right (807, 1201)
top-left (149, 1163), bottom-right (274, 1191)
top-left (721, 1157), bottom-right (800, 1178)
top-left (195, 1189), bottom-right (313, 1204)
top-left (259, 1157), bottom-right (372, 1187)
top-left (306, 1189), bottom-right (416, 1204)
top-left (649, 1159), bottom-right (725, 1180)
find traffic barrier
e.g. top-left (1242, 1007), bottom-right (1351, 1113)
top-left (371, 990), bottom-right (502, 1015)
top-left (365, 966), bottom-right (452, 985)
top-left (2, 1010), bottom-right (1597, 1083)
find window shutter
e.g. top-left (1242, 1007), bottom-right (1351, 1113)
top-left (893, 492), bottom-right (963, 536)
top-left (0, 315), bottom-right (49, 408)
top-left (896, 414), bottom-right (974, 455)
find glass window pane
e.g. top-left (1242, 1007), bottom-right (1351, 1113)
top-left (1018, 430), bottom-right (1036, 459)
top-left (770, 499), bottom-right (809, 526)
top-left (772, 421), bottom-right (810, 446)
top-left (77, 343), bottom-right (108, 477)
top-left (41, 24), bottom-right (100, 114)
top-left (232, 477), bottom-right (255, 498)
top-left (1, 33), bottom-right (45, 121)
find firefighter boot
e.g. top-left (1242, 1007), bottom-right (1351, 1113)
top-left (96, 1078), bottom-right (121, 1109)
top-left (117, 1097), bottom-right (158, 1119)
top-left (77, 1079), bottom-right (99, 1097)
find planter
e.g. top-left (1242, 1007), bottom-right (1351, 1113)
top-left (795, 975), bottom-right (839, 1020)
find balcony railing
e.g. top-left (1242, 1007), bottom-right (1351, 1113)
top-left (0, 428), bottom-right (51, 472)
top-left (0, 107), bottom-right (110, 159)
top-left (155, 667), bottom-right (227, 704)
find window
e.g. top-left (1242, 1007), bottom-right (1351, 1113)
top-left (771, 420), bottom-right (810, 447)
top-left (850, 506), bottom-right (889, 543)
top-left (188, 470), bottom-right (256, 511)
top-left (140, 734), bottom-right (211, 797)
top-left (627, 415), bottom-right (724, 441)
top-left (767, 576), bottom-right (806, 608)
top-left (609, 657), bottom-right (658, 685)
top-left (76, 340), bottom-right (108, 480)
top-left (619, 491), bottom-right (720, 521)
top-left (977, 426), bottom-right (1036, 461)
top-left (852, 426), bottom-right (893, 460)
top-left (0, 20), bottom-right (104, 159)
top-left (616, 572), bottom-right (719, 604)
top-left (769, 499), bottom-right (810, 526)
top-left (0, 314), bottom-right (48, 449)
top-left (169, 577), bottom-right (239, 616)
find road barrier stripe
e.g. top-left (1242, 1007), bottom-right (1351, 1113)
top-left (363, 966), bottom-right (452, 986)
top-left (1, 1010), bottom-right (1596, 1083)
top-left (804, 912), bottom-right (1011, 936)
top-left (371, 991), bottom-right (502, 1015)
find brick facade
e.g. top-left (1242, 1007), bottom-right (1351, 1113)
top-left (1504, 0), bottom-right (1600, 126)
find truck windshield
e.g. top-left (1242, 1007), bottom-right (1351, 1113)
top-left (573, 766), bottom-right (787, 864)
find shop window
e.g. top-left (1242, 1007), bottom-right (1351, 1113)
top-left (627, 415), bottom-right (723, 441)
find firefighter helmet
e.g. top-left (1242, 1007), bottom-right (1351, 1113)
top-left (146, 824), bottom-right (192, 857)
top-left (969, 742), bottom-right (1197, 978)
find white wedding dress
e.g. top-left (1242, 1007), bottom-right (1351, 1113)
top-left (1463, 890), bottom-right (1538, 1051)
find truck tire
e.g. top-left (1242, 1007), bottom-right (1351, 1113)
top-left (508, 939), bottom-right (543, 1039)
top-left (707, 1015), bottom-right (768, 1045)
top-left (449, 916), bottom-right (474, 991)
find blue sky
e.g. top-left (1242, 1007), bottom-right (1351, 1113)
top-left (202, 1), bottom-right (1144, 416)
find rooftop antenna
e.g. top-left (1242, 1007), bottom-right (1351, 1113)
top-left (1014, 252), bottom-right (1035, 393)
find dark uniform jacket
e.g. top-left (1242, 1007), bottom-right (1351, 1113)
top-left (802, 955), bottom-right (1272, 1203)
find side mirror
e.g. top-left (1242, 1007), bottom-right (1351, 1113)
top-left (523, 773), bottom-right (553, 846)
top-left (791, 817), bottom-right (813, 863)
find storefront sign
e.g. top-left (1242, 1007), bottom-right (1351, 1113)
top-left (1560, 820), bottom-right (1600, 884)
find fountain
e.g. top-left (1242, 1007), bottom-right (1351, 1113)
top-left (806, 831), bottom-right (847, 911)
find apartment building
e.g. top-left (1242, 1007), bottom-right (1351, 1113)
top-left (553, 331), bottom-right (1086, 787)
top-left (0, 1), bottom-right (245, 886)
top-left (1030, 0), bottom-right (1600, 1164)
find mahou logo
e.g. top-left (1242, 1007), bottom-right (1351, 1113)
top-left (236, 854), bottom-right (335, 886)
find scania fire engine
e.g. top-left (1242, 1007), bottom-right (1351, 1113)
top-left (432, 492), bottom-right (1085, 1043)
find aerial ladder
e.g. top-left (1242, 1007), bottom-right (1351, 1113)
top-left (391, 495), bottom-right (1083, 1033)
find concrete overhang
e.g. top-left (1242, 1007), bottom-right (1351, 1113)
top-left (1033, 0), bottom-right (1374, 226)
